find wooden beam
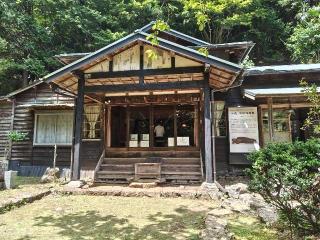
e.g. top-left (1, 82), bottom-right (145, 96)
top-left (171, 56), bottom-right (175, 69)
top-left (109, 60), bottom-right (113, 72)
top-left (84, 80), bottom-right (205, 93)
top-left (174, 104), bottom-right (177, 147)
top-left (139, 45), bottom-right (144, 84)
top-left (203, 72), bottom-right (213, 183)
top-left (106, 105), bottom-right (111, 148)
top-left (85, 66), bottom-right (204, 79)
top-left (72, 71), bottom-right (85, 181)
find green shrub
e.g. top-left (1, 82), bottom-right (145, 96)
top-left (247, 139), bottom-right (320, 237)
top-left (8, 131), bottom-right (27, 142)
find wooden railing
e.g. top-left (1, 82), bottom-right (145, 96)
top-left (94, 149), bottom-right (105, 180)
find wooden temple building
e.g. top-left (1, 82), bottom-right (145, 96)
top-left (0, 22), bottom-right (319, 184)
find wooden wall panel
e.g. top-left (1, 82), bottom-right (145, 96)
top-left (113, 45), bottom-right (140, 71)
top-left (214, 137), bottom-right (229, 174)
top-left (81, 141), bottom-right (103, 168)
top-left (0, 101), bottom-right (12, 158)
top-left (10, 83), bottom-right (74, 164)
top-left (175, 55), bottom-right (203, 68)
top-left (143, 45), bottom-right (171, 69)
top-left (32, 146), bottom-right (71, 166)
top-left (84, 59), bottom-right (110, 73)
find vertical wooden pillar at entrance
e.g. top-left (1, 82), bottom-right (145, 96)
top-left (72, 71), bottom-right (85, 181)
top-left (267, 98), bottom-right (274, 142)
top-left (203, 72), bottom-right (214, 183)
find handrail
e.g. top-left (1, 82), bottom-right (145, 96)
top-left (94, 149), bottom-right (105, 180)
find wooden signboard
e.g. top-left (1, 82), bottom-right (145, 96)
top-left (135, 163), bottom-right (161, 180)
top-left (228, 107), bottom-right (260, 153)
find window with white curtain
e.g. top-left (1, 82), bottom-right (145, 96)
top-left (213, 101), bottom-right (227, 137)
top-left (83, 104), bottom-right (102, 139)
top-left (34, 112), bottom-right (73, 145)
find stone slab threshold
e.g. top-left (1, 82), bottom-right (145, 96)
top-left (0, 190), bottom-right (52, 214)
top-left (59, 185), bottom-right (214, 200)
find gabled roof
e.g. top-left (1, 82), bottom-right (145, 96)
top-left (139, 21), bottom-right (210, 46)
top-left (54, 22), bottom-right (254, 65)
top-left (54, 53), bottom-right (90, 65)
top-left (246, 63), bottom-right (320, 76)
top-left (244, 87), bottom-right (320, 100)
top-left (4, 80), bottom-right (43, 99)
top-left (42, 30), bottom-right (242, 83)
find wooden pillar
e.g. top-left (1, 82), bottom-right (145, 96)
top-left (139, 45), bottom-right (144, 84)
top-left (8, 98), bottom-right (16, 161)
top-left (72, 71), bottom-right (85, 181)
top-left (149, 105), bottom-right (154, 147)
top-left (203, 72), bottom-right (213, 183)
top-left (194, 103), bottom-right (199, 147)
top-left (173, 104), bottom-right (177, 147)
top-left (106, 105), bottom-right (111, 147)
top-left (267, 98), bottom-right (274, 142)
top-left (126, 106), bottom-right (130, 147)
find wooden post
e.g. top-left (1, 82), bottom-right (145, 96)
top-left (106, 105), bottom-right (111, 147)
top-left (174, 104), bottom-right (177, 147)
top-left (194, 104), bottom-right (199, 147)
top-left (7, 99), bottom-right (15, 161)
top-left (126, 106), bottom-right (130, 148)
top-left (267, 98), bottom-right (274, 142)
top-left (211, 90), bottom-right (217, 182)
top-left (53, 144), bottom-right (57, 169)
top-left (149, 105), bottom-right (154, 147)
top-left (72, 71), bottom-right (85, 181)
top-left (203, 72), bottom-right (213, 183)
top-left (139, 45), bottom-right (144, 84)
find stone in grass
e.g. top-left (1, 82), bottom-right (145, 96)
top-left (201, 215), bottom-right (232, 240)
top-left (257, 207), bottom-right (278, 225)
top-left (66, 180), bottom-right (85, 188)
top-left (222, 198), bottom-right (251, 213)
top-left (208, 208), bottom-right (233, 217)
top-left (225, 183), bottom-right (249, 198)
top-left (200, 182), bottom-right (224, 200)
top-left (129, 182), bottom-right (158, 188)
top-left (40, 167), bottom-right (60, 183)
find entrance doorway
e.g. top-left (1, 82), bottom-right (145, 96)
top-left (108, 104), bottom-right (198, 149)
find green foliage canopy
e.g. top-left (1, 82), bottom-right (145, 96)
top-left (0, 0), bottom-right (319, 95)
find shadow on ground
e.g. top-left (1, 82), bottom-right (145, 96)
top-left (17, 206), bottom-right (205, 240)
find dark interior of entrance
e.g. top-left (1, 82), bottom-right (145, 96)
top-left (109, 104), bottom-right (197, 148)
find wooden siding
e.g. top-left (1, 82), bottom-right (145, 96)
top-left (10, 83), bottom-right (74, 165)
top-left (214, 137), bottom-right (229, 174)
top-left (113, 45), bottom-right (140, 71)
top-left (143, 45), bottom-right (171, 69)
top-left (31, 146), bottom-right (72, 166)
top-left (81, 141), bottom-right (103, 168)
top-left (0, 101), bottom-right (12, 158)
top-left (84, 58), bottom-right (110, 73)
top-left (175, 55), bottom-right (203, 68)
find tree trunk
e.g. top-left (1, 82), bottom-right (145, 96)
top-left (22, 69), bottom-right (28, 87)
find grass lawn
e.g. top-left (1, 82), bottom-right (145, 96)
top-left (228, 215), bottom-right (280, 240)
top-left (0, 177), bottom-right (52, 205)
top-left (0, 195), bottom-right (215, 240)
